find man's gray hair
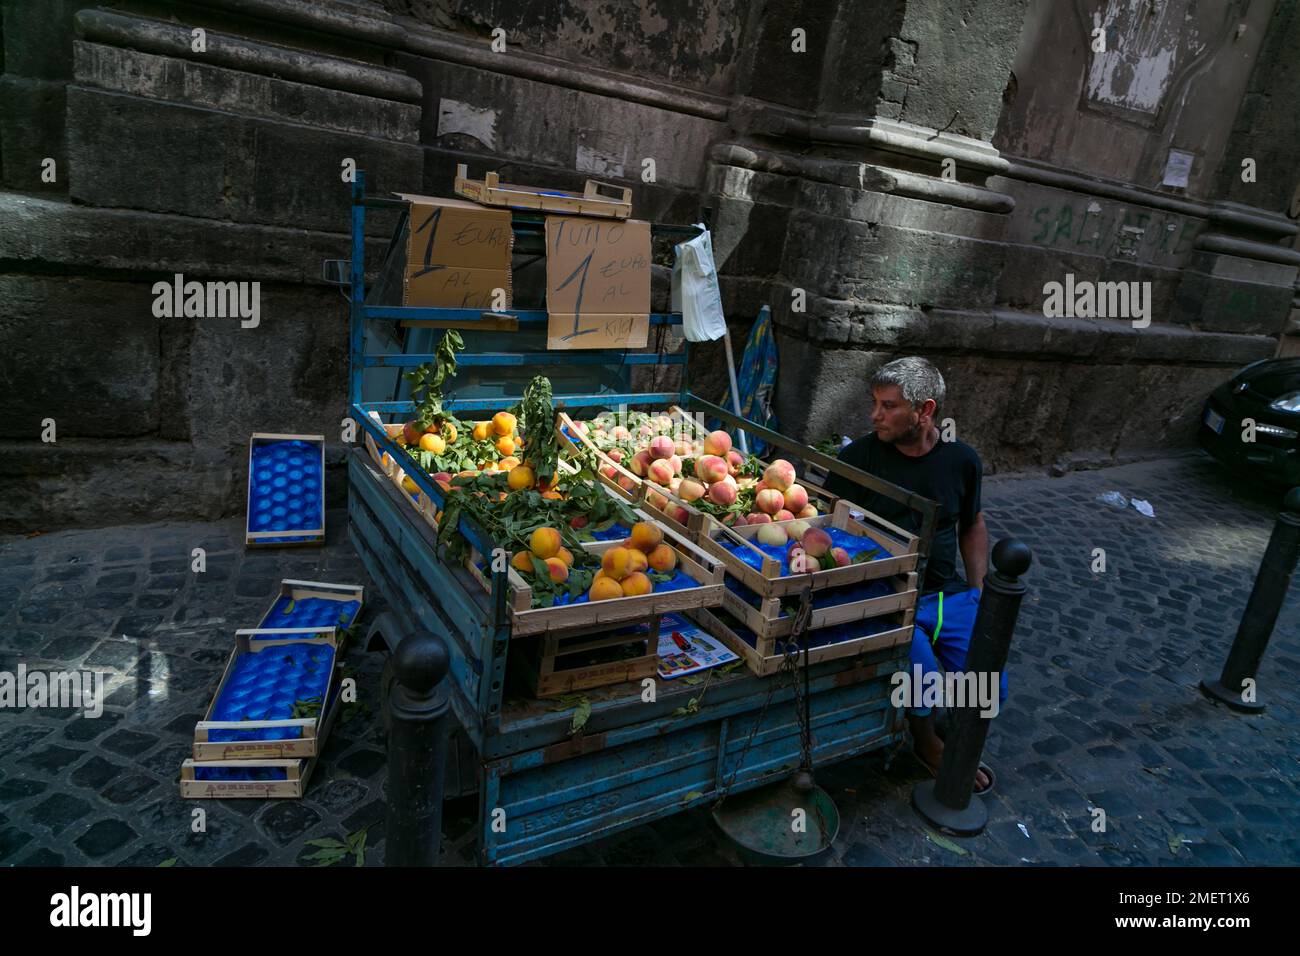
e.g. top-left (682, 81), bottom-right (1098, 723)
top-left (869, 356), bottom-right (945, 414)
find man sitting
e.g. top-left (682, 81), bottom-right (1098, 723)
top-left (822, 356), bottom-right (1005, 793)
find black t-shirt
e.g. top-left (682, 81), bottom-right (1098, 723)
top-left (823, 433), bottom-right (982, 594)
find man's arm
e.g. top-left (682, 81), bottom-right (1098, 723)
top-left (959, 512), bottom-right (989, 592)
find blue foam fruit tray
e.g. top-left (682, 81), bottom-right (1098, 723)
top-left (248, 439), bottom-right (323, 544)
top-left (259, 595), bottom-right (361, 631)
top-left (207, 641), bottom-right (336, 743)
top-left (721, 526), bottom-right (888, 575)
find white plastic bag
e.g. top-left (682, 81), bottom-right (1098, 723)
top-left (672, 225), bottom-right (727, 342)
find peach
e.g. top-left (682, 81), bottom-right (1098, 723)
top-left (747, 513), bottom-right (771, 525)
top-left (830, 547), bottom-right (851, 567)
top-left (647, 543), bottom-right (677, 573)
top-left (569, 515), bottom-right (588, 529)
top-left (720, 473), bottom-right (738, 489)
top-left (630, 450), bottom-right (651, 477)
top-left (646, 489), bottom-right (668, 511)
top-left (529, 527), bottom-right (562, 559)
top-left (675, 439), bottom-right (693, 457)
top-left (703, 430), bottom-right (732, 456)
top-left (507, 464), bottom-right (535, 491)
top-left (617, 474), bottom-right (638, 492)
top-left (677, 479), bottom-right (706, 502)
top-left (403, 420), bottom-right (425, 445)
top-left (573, 421), bottom-right (588, 435)
top-left (786, 542), bottom-right (806, 561)
top-left (511, 551), bottom-right (534, 574)
top-left (589, 577), bottom-right (624, 601)
top-left (668, 477), bottom-right (683, 495)
top-left (607, 449), bottom-right (623, 464)
top-left (798, 504), bottom-right (818, 519)
top-left (721, 512), bottom-right (743, 527)
top-left (763, 460), bottom-right (797, 491)
top-left (599, 464), bottom-right (618, 480)
top-left (756, 523), bottom-right (788, 547)
top-left (789, 552), bottom-right (819, 574)
top-left (774, 509), bottom-right (795, 522)
top-left (801, 527), bottom-right (833, 558)
top-left (707, 481), bottom-right (737, 506)
top-left (754, 480), bottom-right (769, 494)
top-left (756, 488), bottom-right (785, 515)
top-left (601, 546), bottom-right (634, 581)
top-left (668, 455), bottom-right (683, 475)
top-left (783, 484), bottom-right (809, 513)
top-left (544, 557), bottom-right (569, 582)
top-left (629, 521), bottom-right (664, 553)
top-left (786, 520), bottom-right (811, 541)
top-left (648, 459), bottom-right (674, 485)
top-left (695, 455), bottom-right (729, 484)
top-left (639, 425), bottom-right (654, 437)
top-left (432, 471), bottom-right (453, 484)
top-left (626, 548), bottom-right (649, 575)
top-left (669, 505), bottom-right (692, 525)
top-left (649, 435), bottom-right (675, 460)
top-left (610, 425), bottom-right (631, 441)
top-left (726, 450), bottom-right (745, 476)
top-left (620, 571), bottom-right (653, 597)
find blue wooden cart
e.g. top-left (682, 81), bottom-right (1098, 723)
top-left (342, 173), bottom-right (938, 865)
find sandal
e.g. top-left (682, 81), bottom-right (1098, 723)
top-left (913, 749), bottom-right (996, 796)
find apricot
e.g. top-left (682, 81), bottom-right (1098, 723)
top-left (419, 433), bottom-right (446, 455)
top-left (647, 543), bottom-right (677, 573)
top-left (620, 572), bottom-right (653, 597)
top-left (626, 549), bottom-right (648, 575)
top-left (441, 422), bottom-right (458, 444)
top-left (629, 521), bottom-right (663, 553)
top-left (472, 421), bottom-right (491, 442)
top-left (589, 577), bottom-right (625, 601)
top-left (556, 547), bottom-right (574, 567)
top-left (529, 527), bottom-right (562, 560)
top-left (601, 546), bottom-right (634, 581)
top-left (495, 435), bottom-right (516, 457)
top-left (508, 464), bottom-right (535, 491)
top-left (511, 551), bottom-right (535, 574)
top-left (492, 412), bottom-right (517, 436)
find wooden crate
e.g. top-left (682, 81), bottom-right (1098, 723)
top-left (252, 579), bottom-right (364, 639)
top-left (454, 164), bottom-right (632, 219)
top-left (364, 421), bottom-right (406, 479)
top-left (667, 405), bottom-right (848, 513)
top-left (245, 433), bottom-right (326, 548)
top-left (696, 499), bottom-right (921, 601)
top-left (722, 571), bottom-right (919, 644)
top-left (690, 604), bottom-right (915, 678)
top-left (191, 633), bottom-right (340, 761)
top-left (555, 411), bottom-right (712, 542)
top-left (517, 615), bottom-right (663, 698)
top-left (181, 679), bottom-right (339, 798)
top-left (463, 521), bottom-right (725, 637)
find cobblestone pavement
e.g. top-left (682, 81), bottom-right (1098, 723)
top-left (2, 453), bottom-right (1297, 867)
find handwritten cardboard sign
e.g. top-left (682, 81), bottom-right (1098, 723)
top-left (545, 216), bottom-right (650, 349)
top-left (397, 193), bottom-right (513, 310)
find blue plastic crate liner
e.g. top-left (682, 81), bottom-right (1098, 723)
top-left (193, 764), bottom-right (292, 782)
top-left (261, 596), bottom-right (361, 631)
top-left (249, 439), bottom-right (323, 543)
top-left (726, 575), bottom-right (895, 614)
top-left (207, 641), bottom-right (335, 742)
top-left (720, 526), bottom-right (888, 575)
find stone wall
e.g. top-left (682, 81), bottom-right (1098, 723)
top-left (1, 0), bottom-right (1297, 532)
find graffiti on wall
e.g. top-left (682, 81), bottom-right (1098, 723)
top-left (1023, 199), bottom-right (1198, 264)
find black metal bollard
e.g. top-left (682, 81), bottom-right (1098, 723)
top-left (1200, 487), bottom-right (1300, 714)
top-left (912, 538), bottom-right (1032, 836)
top-left (375, 616), bottom-right (452, 866)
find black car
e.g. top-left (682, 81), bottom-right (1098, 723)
top-left (1199, 357), bottom-right (1300, 487)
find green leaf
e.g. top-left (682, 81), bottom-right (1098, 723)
top-left (568, 697), bottom-right (592, 736)
top-left (282, 599), bottom-right (296, 615)
top-left (925, 830), bottom-right (968, 856)
top-left (683, 791), bottom-right (704, 802)
top-left (305, 837), bottom-right (348, 849)
top-left (157, 857), bottom-right (177, 867)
